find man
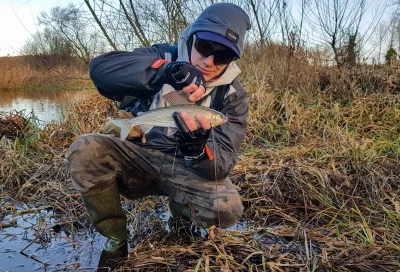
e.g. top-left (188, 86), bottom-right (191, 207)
top-left (66, 2), bottom-right (251, 270)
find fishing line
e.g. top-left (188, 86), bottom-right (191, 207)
top-left (179, 191), bottom-right (225, 256)
top-left (211, 125), bottom-right (228, 264)
top-left (172, 144), bottom-right (178, 177)
top-left (211, 126), bottom-right (222, 230)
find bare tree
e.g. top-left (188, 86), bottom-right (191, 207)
top-left (370, 22), bottom-right (391, 63)
top-left (308, 0), bottom-right (365, 67)
top-left (118, 0), bottom-right (150, 46)
top-left (394, 4), bottom-right (400, 54)
top-left (84, 0), bottom-right (118, 50)
top-left (38, 4), bottom-right (105, 64)
top-left (81, 0), bottom-right (137, 51)
top-left (134, 0), bottom-right (193, 44)
top-left (278, 0), bottom-right (291, 44)
top-left (82, 0), bottom-right (198, 49)
top-left (307, 0), bottom-right (388, 67)
top-left (294, 0), bottom-right (311, 46)
top-left (246, 0), bottom-right (280, 47)
top-left (21, 29), bottom-right (76, 71)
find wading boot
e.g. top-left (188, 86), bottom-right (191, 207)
top-left (81, 182), bottom-right (128, 272)
top-left (168, 199), bottom-right (201, 239)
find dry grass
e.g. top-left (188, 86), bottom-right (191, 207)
top-left (0, 57), bottom-right (32, 90)
top-left (0, 56), bottom-right (91, 91)
top-left (1, 45), bottom-right (400, 271)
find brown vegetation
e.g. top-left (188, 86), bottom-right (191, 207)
top-left (0, 56), bottom-right (90, 91)
top-left (0, 110), bottom-right (25, 138)
top-left (0, 45), bottom-right (399, 271)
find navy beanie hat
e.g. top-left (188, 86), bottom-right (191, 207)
top-left (188, 3), bottom-right (251, 57)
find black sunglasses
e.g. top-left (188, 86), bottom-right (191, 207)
top-left (193, 34), bottom-right (238, 65)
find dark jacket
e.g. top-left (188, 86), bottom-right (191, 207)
top-left (89, 31), bottom-right (248, 180)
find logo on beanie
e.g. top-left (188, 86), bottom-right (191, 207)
top-left (225, 29), bottom-right (239, 44)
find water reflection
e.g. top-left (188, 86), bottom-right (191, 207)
top-left (0, 203), bottom-right (104, 272)
top-left (0, 90), bottom-right (92, 126)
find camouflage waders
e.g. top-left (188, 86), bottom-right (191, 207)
top-left (66, 133), bottom-right (243, 229)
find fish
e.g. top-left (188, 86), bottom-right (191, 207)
top-left (108, 91), bottom-right (228, 141)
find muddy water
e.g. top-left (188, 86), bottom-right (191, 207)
top-left (0, 90), bottom-right (93, 126)
top-left (0, 205), bottom-right (105, 271)
top-left (0, 201), bottom-right (248, 272)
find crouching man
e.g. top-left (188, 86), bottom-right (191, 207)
top-left (66, 3), bottom-right (251, 270)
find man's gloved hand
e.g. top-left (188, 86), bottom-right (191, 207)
top-left (165, 62), bottom-right (206, 90)
top-left (172, 112), bottom-right (210, 160)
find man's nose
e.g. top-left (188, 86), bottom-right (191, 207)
top-left (203, 54), bottom-right (215, 66)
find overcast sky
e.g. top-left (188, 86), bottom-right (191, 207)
top-left (0, 0), bottom-right (393, 57)
top-left (0, 0), bottom-right (79, 56)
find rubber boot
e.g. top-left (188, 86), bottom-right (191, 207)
top-left (168, 199), bottom-right (202, 239)
top-left (81, 182), bottom-right (128, 271)
top-left (168, 199), bottom-right (192, 223)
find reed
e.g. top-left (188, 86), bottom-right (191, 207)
top-left (0, 56), bottom-right (91, 91)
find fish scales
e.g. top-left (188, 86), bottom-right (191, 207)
top-left (109, 104), bottom-right (228, 141)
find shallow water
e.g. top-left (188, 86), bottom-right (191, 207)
top-left (0, 202), bottom-right (248, 272)
top-left (0, 205), bottom-right (105, 272)
top-left (0, 90), bottom-right (92, 126)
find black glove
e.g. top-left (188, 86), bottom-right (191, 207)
top-left (165, 62), bottom-right (206, 90)
top-left (172, 112), bottom-right (210, 159)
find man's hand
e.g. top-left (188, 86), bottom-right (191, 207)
top-left (182, 83), bottom-right (206, 102)
top-left (165, 62), bottom-right (206, 101)
top-left (173, 111), bottom-right (211, 159)
top-left (179, 111), bottom-right (211, 131)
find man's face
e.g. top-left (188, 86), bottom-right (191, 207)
top-left (190, 35), bottom-right (237, 82)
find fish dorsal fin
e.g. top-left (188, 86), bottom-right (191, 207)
top-left (163, 91), bottom-right (194, 105)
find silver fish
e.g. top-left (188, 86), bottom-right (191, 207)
top-left (109, 91), bottom-right (228, 141)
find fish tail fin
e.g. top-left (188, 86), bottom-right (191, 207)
top-left (109, 118), bottom-right (138, 141)
top-left (119, 126), bottom-right (130, 141)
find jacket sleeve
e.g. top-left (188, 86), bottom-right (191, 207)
top-left (186, 79), bottom-right (248, 180)
top-left (89, 45), bottom-right (170, 101)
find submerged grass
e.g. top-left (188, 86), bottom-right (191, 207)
top-left (1, 46), bottom-right (400, 271)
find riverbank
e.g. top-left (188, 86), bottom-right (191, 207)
top-left (1, 48), bottom-right (399, 271)
top-left (1, 88), bottom-right (399, 270)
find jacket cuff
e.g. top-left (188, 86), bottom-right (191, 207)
top-left (184, 149), bottom-right (205, 161)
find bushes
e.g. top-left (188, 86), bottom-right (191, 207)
top-left (240, 44), bottom-right (400, 99)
